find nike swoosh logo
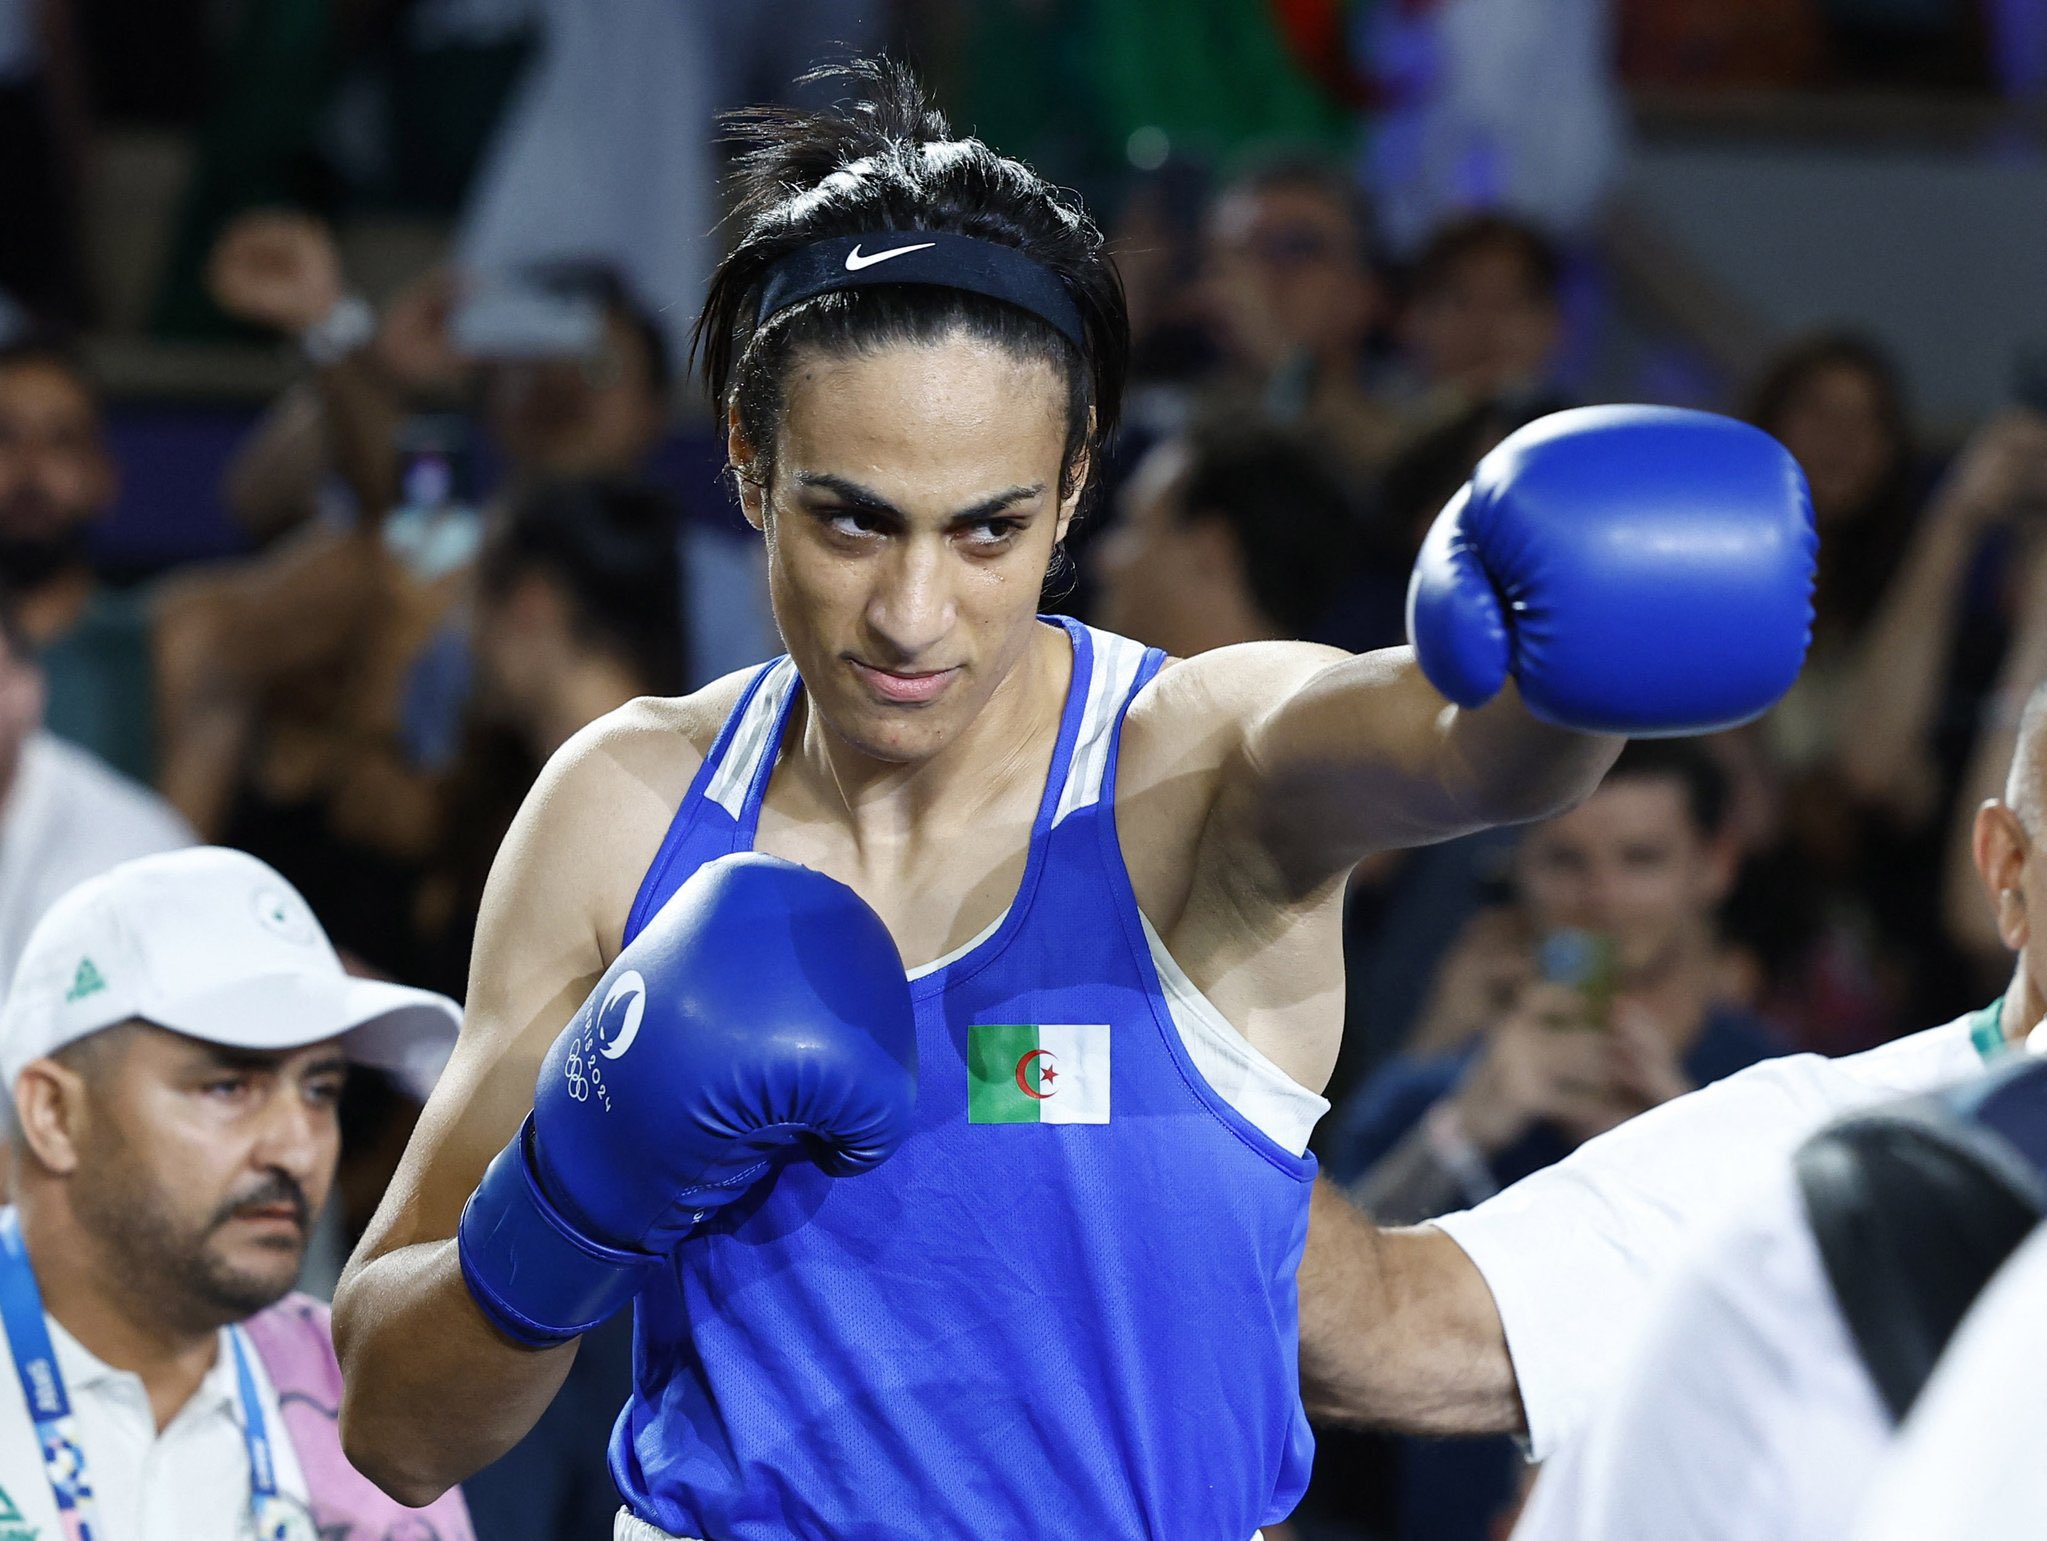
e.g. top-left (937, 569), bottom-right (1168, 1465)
top-left (845, 241), bottom-right (937, 271)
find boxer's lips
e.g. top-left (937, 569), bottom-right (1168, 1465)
top-left (848, 658), bottom-right (960, 704)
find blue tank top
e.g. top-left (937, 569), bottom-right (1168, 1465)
top-left (611, 618), bottom-right (1324, 1540)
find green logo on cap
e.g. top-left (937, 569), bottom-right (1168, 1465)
top-left (63, 957), bottom-right (106, 1004)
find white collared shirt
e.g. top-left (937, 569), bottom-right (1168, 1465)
top-left (0, 1310), bottom-right (309, 1541)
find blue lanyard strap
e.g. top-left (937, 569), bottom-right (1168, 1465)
top-left (228, 1327), bottom-right (279, 1501)
top-left (0, 1210), bottom-right (289, 1535)
top-left (0, 1210), bottom-right (103, 1538)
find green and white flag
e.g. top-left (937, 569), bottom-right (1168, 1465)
top-left (968, 1023), bottom-right (1111, 1124)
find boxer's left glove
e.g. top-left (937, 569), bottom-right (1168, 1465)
top-left (457, 853), bottom-right (918, 1347)
top-left (1407, 405), bottom-right (1818, 736)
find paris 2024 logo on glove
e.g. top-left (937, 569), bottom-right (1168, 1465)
top-left (563, 970), bottom-right (646, 1113)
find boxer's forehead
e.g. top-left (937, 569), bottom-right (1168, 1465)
top-left (775, 336), bottom-right (1066, 517)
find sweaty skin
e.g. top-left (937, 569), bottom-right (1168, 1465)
top-left (335, 337), bottom-right (1588, 1499)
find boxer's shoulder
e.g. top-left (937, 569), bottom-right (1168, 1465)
top-left (487, 673), bottom-right (763, 967)
top-left (1122, 641), bottom-right (1349, 785)
top-left (1116, 641), bottom-right (1354, 961)
top-left (548, 671), bottom-right (757, 807)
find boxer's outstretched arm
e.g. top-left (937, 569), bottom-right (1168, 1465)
top-left (1297, 1179), bottom-right (1523, 1435)
top-left (333, 704), bottom-right (693, 1504)
top-left (1196, 410), bottom-right (1812, 896)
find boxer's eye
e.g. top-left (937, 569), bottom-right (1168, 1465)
top-left (820, 507), bottom-right (884, 539)
top-left (960, 517), bottom-right (1024, 551)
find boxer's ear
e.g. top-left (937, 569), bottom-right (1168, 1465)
top-left (1054, 411), bottom-right (1095, 545)
top-left (727, 408), bottom-right (767, 533)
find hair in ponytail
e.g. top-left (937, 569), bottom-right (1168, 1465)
top-left (692, 59), bottom-right (1128, 510)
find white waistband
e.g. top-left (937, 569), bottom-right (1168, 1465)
top-left (617, 1514), bottom-right (1264, 1541)
top-left (616, 1512), bottom-right (701, 1541)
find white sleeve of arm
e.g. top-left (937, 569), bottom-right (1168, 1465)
top-left (1431, 1053), bottom-right (1845, 1459)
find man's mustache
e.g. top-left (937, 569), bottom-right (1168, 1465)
top-left (209, 1172), bottom-right (311, 1235)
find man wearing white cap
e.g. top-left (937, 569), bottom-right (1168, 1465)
top-left (0, 845), bottom-right (472, 1539)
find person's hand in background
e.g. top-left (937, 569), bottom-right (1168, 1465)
top-left (1925, 408), bottom-right (2047, 534)
top-left (208, 210), bottom-right (347, 336)
top-left (1448, 982), bottom-right (1639, 1155)
top-left (372, 269), bottom-right (468, 394)
top-left (1607, 1003), bottom-right (1694, 1114)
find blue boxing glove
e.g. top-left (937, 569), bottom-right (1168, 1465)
top-left (1407, 405), bottom-right (1817, 735)
top-left (457, 852), bottom-right (918, 1347)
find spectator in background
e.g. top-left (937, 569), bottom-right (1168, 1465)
top-left (1395, 213), bottom-right (1570, 422)
top-left (0, 845), bottom-right (467, 1537)
top-left (205, 209), bottom-right (771, 691)
top-left (0, 335), bottom-right (160, 783)
top-left (1330, 740), bottom-right (1781, 1212)
top-left (1747, 333), bottom-right (1921, 772)
top-left (1314, 740), bottom-right (1786, 1541)
top-left (1729, 334), bottom-right (2047, 1050)
top-left (1193, 155), bottom-right (1405, 473)
top-left (1716, 333), bottom-right (1923, 1048)
top-left (1093, 416), bottom-right (1362, 657)
top-left (409, 476), bottom-right (686, 1000)
top-left (146, 216), bottom-right (762, 978)
top-left (0, 589), bottom-right (192, 987)
top-left (426, 477), bottom-right (684, 1541)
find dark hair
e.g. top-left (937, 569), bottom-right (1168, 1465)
top-left (478, 477), bottom-right (687, 695)
top-left (1743, 329), bottom-right (1915, 640)
top-left (1409, 213), bottom-right (1562, 307)
top-left (1213, 148), bottom-right (1375, 264)
top-left (1380, 394), bottom-right (1564, 546)
top-left (1604, 738), bottom-right (1731, 840)
top-left (520, 259), bottom-right (673, 401)
top-left (1745, 330), bottom-right (1910, 452)
top-left (693, 59), bottom-right (1129, 511)
top-left (1174, 414), bottom-right (1363, 637)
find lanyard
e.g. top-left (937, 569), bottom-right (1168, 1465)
top-left (0, 1211), bottom-right (295, 1538)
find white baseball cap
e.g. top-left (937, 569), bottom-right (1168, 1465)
top-left (0, 846), bottom-right (462, 1096)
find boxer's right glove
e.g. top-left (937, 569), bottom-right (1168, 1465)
top-left (457, 852), bottom-right (918, 1347)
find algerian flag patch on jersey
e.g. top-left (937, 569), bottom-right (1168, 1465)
top-left (968, 1023), bottom-right (1110, 1124)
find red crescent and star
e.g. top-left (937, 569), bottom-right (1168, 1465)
top-left (1015, 1048), bottom-right (1060, 1099)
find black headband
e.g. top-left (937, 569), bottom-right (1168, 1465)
top-left (753, 231), bottom-right (1087, 352)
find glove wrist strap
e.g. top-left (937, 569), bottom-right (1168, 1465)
top-left (457, 1116), bottom-right (659, 1348)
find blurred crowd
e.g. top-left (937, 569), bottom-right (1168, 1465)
top-left (2, 0), bottom-right (2046, 1537)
